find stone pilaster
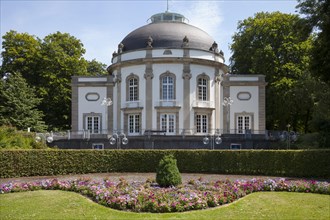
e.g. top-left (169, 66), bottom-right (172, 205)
top-left (107, 75), bottom-right (115, 134)
top-left (222, 75), bottom-right (231, 133)
top-left (116, 69), bottom-right (122, 132)
top-left (258, 76), bottom-right (266, 131)
top-left (71, 76), bottom-right (79, 132)
top-left (144, 62), bottom-right (153, 130)
top-left (182, 62), bottom-right (191, 134)
top-left (214, 68), bottom-right (222, 131)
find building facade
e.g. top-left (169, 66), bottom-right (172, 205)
top-left (71, 12), bottom-right (266, 144)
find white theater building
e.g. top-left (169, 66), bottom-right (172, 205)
top-left (71, 11), bottom-right (266, 140)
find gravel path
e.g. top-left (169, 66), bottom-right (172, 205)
top-left (0, 172), bottom-right (303, 184)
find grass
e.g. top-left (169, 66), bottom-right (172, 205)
top-left (0, 190), bottom-right (329, 219)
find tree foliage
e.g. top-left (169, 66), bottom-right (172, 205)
top-left (230, 12), bottom-right (313, 131)
top-left (87, 59), bottom-right (108, 76)
top-left (156, 154), bottom-right (182, 187)
top-left (297, 0), bottom-right (330, 84)
top-left (1, 31), bottom-right (91, 130)
top-left (0, 72), bottom-right (46, 131)
top-left (0, 125), bottom-right (47, 149)
top-left (37, 32), bottom-right (88, 130)
top-left (296, 0), bottom-right (330, 146)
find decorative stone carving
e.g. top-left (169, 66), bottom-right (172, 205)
top-left (182, 72), bottom-right (192, 80)
top-left (209, 41), bottom-right (219, 53)
top-left (182, 35), bottom-right (189, 47)
top-left (116, 72), bottom-right (122, 83)
top-left (144, 64), bottom-right (154, 80)
top-left (112, 51), bottom-right (118, 58)
top-left (214, 68), bottom-right (223, 83)
top-left (118, 43), bottom-right (124, 54)
top-left (144, 71), bottom-right (154, 80)
top-left (237, 92), bottom-right (252, 101)
top-left (146, 36), bottom-right (153, 48)
top-left (85, 92), bottom-right (100, 101)
top-left (182, 63), bottom-right (191, 80)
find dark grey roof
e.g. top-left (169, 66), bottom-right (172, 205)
top-left (121, 22), bottom-right (215, 52)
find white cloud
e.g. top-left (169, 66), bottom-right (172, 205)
top-left (171, 1), bottom-right (224, 39)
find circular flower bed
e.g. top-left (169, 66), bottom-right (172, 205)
top-left (1, 177), bottom-right (329, 213)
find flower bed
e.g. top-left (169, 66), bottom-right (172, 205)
top-left (1, 177), bottom-right (329, 213)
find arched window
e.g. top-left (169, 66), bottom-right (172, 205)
top-left (160, 71), bottom-right (176, 100)
top-left (126, 74), bottom-right (139, 101)
top-left (198, 78), bottom-right (208, 101)
top-left (162, 76), bottom-right (174, 100)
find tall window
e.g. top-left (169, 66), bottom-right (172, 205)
top-left (196, 114), bottom-right (208, 133)
top-left (162, 76), bottom-right (174, 100)
top-left (198, 78), bottom-right (207, 101)
top-left (128, 114), bottom-right (140, 134)
top-left (160, 114), bottom-right (175, 135)
top-left (129, 78), bottom-right (138, 101)
top-left (86, 116), bottom-right (100, 134)
top-left (237, 115), bottom-right (251, 134)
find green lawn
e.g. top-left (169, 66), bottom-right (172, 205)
top-left (0, 190), bottom-right (329, 220)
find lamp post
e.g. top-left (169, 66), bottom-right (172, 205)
top-left (203, 130), bottom-right (222, 150)
top-left (35, 132), bottom-right (54, 144)
top-left (101, 97), bottom-right (112, 135)
top-left (109, 132), bottom-right (128, 149)
top-left (222, 97), bottom-right (233, 134)
top-left (280, 124), bottom-right (298, 149)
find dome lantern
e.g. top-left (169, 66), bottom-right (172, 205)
top-left (149, 12), bottom-right (188, 23)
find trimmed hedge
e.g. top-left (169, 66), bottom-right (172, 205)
top-left (0, 149), bottom-right (329, 178)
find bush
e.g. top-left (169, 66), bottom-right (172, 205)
top-left (0, 126), bottom-right (46, 149)
top-left (156, 154), bottom-right (182, 187)
top-left (0, 149), bottom-right (329, 178)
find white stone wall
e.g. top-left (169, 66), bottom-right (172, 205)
top-left (230, 86), bottom-right (259, 131)
top-left (78, 87), bottom-right (107, 131)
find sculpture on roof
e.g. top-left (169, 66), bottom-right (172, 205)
top-left (182, 35), bottom-right (189, 47)
top-left (210, 41), bottom-right (219, 53)
top-left (146, 36), bottom-right (153, 48)
top-left (118, 42), bottom-right (124, 53)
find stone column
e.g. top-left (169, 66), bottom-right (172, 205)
top-left (71, 76), bottom-right (79, 132)
top-left (214, 68), bottom-right (222, 132)
top-left (116, 69), bottom-right (122, 132)
top-left (144, 62), bottom-right (153, 130)
top-left (222, 75), bottom-right (231, 133)
top-left (106, 75), bottom-right (115, 134)
top-left (182, 62), bottom-right (191, 134)
top-left (258, 76), bottom-right (267, 132)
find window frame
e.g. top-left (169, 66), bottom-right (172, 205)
top-left (196, 74), bottom-right (210, 102)
top-left (83, 113), bottom-right (102, 134)
top-left (128, 114), bottom-right (140, 135)
top-left (126, 73), bottom-right (139, 102)
top-left (159, 71), bottom-right (176, 101)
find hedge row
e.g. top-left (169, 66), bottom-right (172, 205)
top-left (0, 149), bottom-right (329, 178)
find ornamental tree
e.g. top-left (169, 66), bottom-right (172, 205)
top-left (156, 154), bottom-right (182, 187)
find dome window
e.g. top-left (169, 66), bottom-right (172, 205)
top-left (163, 49), bottom-right (172, 55)
top-left (149, 12), bottom-right (187, 23)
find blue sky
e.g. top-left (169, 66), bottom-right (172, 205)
top-left (1, 0), bottom-right (298, 65)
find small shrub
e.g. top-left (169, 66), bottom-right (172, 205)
top-left (156, 154), bottom-right (182, 187)
top-left (0, 125), bottom-right (46, 149)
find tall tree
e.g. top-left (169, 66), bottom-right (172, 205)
top-left (296, 0), bottom-right (330, 147)
top-left (37, 32), bottom-right (88, 130)
top-left (0, 72), bottom-right (46, 131)
top-left (1, 31), bottom-right (89, 130)
top-left (0, 30), bottom-right (41, 83)
top-left (297, 0), bottom-right (330, 84)
top-left (230, 12), bottom-right (313, 131)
